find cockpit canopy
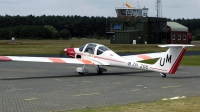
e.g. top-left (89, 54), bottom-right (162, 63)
top-left (97, 46), bottom-right (110, 55)
top-left (79, 43), bottom-right (110, 55)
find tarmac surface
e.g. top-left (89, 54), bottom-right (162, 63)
top-left (1, 62), bottom-right (200, 112)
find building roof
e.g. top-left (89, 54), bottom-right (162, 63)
top-left (167, 21), bottom-right (188, 32)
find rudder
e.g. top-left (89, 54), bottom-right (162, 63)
top-left (153, 45), bottom-right (188, 74)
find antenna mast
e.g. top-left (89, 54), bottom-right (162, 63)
top-left (137, 1), bottom-right (140, 9)
top-left (155, 0), bottom-right (162, 17)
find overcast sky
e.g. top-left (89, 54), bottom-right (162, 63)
top-left (0, 0), bottom-right (199, 19)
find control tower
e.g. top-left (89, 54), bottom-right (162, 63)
top-left (106, 2), bottom-right (168, 44)
top-left (115, 3), bottom-right (149, 18)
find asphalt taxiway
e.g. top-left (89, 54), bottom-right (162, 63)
top-left (1, 62), bottom-right (200, 112)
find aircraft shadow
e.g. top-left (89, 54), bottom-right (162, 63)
top-left (1, 71), bottom-right (199, 80)
top-left (168, 76), bottom-right (200, 79)
top-left (1, 71), bottom-right (155, 80)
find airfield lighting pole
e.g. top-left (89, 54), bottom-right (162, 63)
top-left (155, 0), bottom-right (162, 43)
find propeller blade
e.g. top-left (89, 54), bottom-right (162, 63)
top-left (59, 49), bottom-right (65, 57)
top-left (70, 43), bottom-right (74, 48)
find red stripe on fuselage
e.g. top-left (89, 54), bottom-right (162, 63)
top-left (94, 56), bottom-right (126, 63)
top-left (149, 67), bottom-right (167, 72)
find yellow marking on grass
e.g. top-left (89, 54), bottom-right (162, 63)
top-left (73, 93), bottom-right (100, 97)
top-left (162, 85), bottom-right (182, 89)
top-left (24, 98), bottom-right (37, 101)
top-left (132, 89), bottom-right (140, 92)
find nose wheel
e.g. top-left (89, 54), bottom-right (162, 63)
top-left (160, 73), bottom-right (166, 78)
top-left (76, 65), bottom-right (88, 75)
top-left (78, 72), bottom-right (84, 75)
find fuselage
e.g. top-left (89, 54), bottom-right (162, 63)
top-left (65, 43), bottom-right (156, 72)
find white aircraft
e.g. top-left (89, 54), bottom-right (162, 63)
top-left (0, 43), bottom-right (194, 78)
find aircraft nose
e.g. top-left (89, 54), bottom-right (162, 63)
top-left (65, 48), bottom-right (75, 58)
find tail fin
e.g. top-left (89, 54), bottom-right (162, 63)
top-left (153, 44), bottom-right (194, 74)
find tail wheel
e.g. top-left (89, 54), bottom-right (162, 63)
top-left (160, 73), bottom-right (166, 78)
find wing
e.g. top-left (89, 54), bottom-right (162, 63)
top-left (0, 56), bottom-right (106, 65)
top-left (122, 52), bottom-right (164, 62)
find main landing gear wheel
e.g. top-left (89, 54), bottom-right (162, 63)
top-left (97, 71), bottom-right (102, 74)
top-left (78, 72), bottom-right (84, 75)
top-left (95, 65), bottom-right (107, 74)
top-left (160, 73), bottom-right (166, 78)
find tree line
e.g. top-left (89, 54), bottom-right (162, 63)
top-left (0, 15), bottom-right (200, 40)
top-left (0, 15), bottom-right (108, 40)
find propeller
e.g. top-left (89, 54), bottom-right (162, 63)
top-left (59, 43), bottom-right (74, 57)
top-left (69, 43), bottom-right (74, 48)
top-left (59, 49), bottom-right (66, 57)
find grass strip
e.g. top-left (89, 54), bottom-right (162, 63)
top-left (69, 96), bottom-right (200, 112)
top-left (1, 39), bottom-right (200, 55)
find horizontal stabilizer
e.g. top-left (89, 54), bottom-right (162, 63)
top-left (158, 44), bottom-right (194, 48)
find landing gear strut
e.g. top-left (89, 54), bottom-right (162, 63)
top-left (160, 73), bottom-right (166, 78)
top-left (97, 65), bottom-right (102, 74)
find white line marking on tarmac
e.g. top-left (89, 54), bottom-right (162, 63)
top-left (73, 93), bottom-right (100, 97)
top-left (24, 98), bottom-right (37, 101)
top-left (67, 85), bottom-right (75, 87)
top-left (5, 88), bottom-right (33, 92)
top-left (136, 85), bottom-right (143, 87)
top-left (9, 69), bottom-right (44, 72)
top-left (55, 79), bottom-right (63, 82)
top-left (162, 85), bottom-right (182, 89)
top-left (112, 82), bottom-right (122, 85)
top-left (6, 76), bottom-right (24, 79)
top-left (181, 72), bottom-right (189, 74)
top-left (132, 89), bottom-right (140, 92)
top-left (82, 81), bottom-right (92, 83)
